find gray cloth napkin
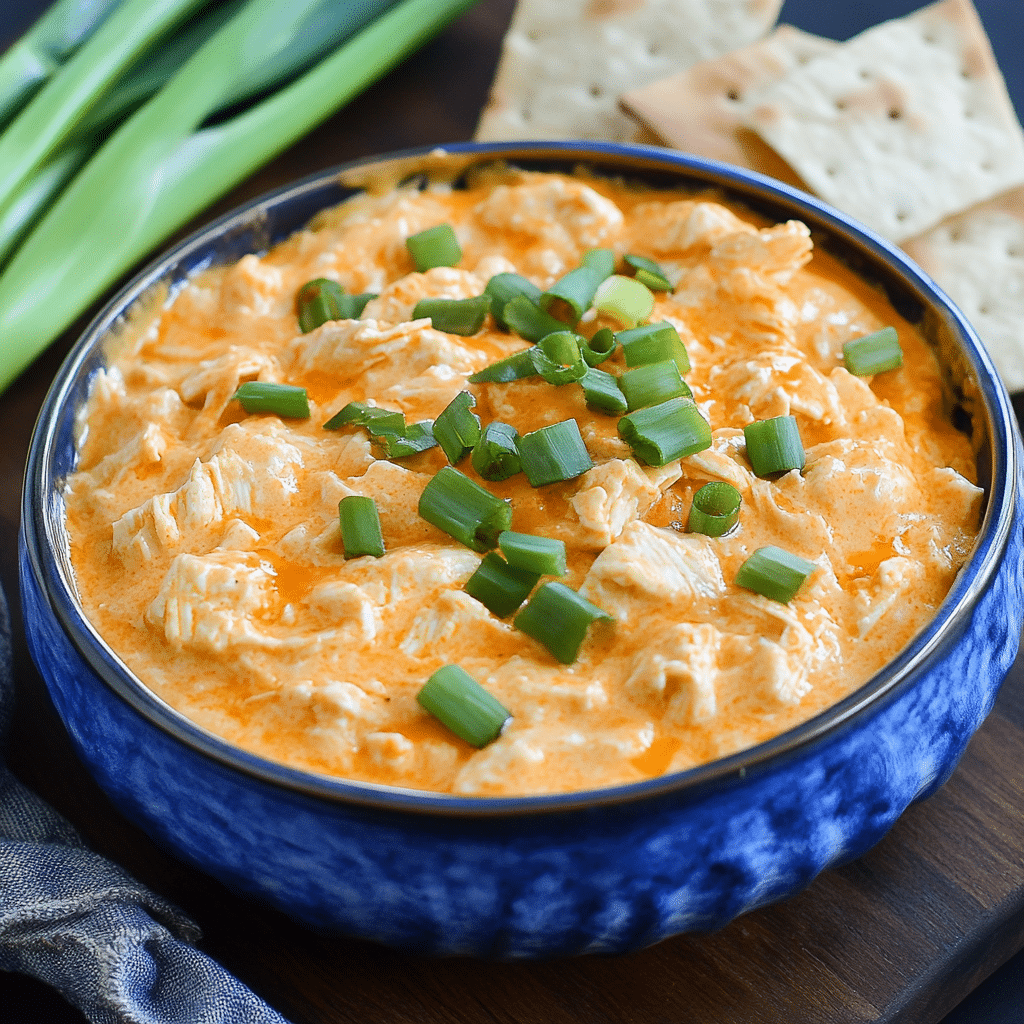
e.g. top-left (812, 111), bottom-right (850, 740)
top-left (0, 584), bottom-right (293, 1024)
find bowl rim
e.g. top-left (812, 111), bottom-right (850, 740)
top-left (22, 139), bottom-right (1021, 818)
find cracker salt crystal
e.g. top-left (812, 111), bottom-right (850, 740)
top-left (904, 186), bottom-right (1024, 391)
top-left (742, 0), bottom-right (1024, 242)
top-left (474, 0), bottom-right (784, 144)
top-left (620, 24), bottom-right (836, 188)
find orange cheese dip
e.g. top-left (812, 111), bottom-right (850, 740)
top-left (64, 166), bottom-right (982, 796)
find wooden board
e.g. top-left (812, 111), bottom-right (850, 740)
top-left (0, 2), bottom-right (1022, 1021)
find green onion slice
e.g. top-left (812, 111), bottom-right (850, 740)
top-left (513, 582), bottom-right (613, 664)
top-left (617, 320), bottom-right (690, 374)
top-left (416, 664), bottom-right (510, 748)
top-left (735, 545), bottom-right (817, 604)
top-left (376, 420), bottom-right (438, 458)
top-left (688, 482), bottom-right (742, 537)
top-left (618, 397), bottom-right (712, 466)
top-left (502, 294), bottom-right (569, 342)
top-left (592, 274), bottom-right (655, 328)
top-left (624, 254), bottom-right (672, 291)
top-left (743, 415), bottom-right (805, 477)
top-left (618, 359), bottom-right (691, 411)
top-left (418, 466), bottom-right (512, 551)
top-left (580, 366), bottom-right (628, 415)
top-left (518, 419), bottom-right (594, 487)
top-left (467, 348), bottom-right (539, 384)
top-left (412, 294), bottom-right (491, 336)
top-left (471, 421), bottom-right (522, 481)
top-left (484, 273), bottom-right (543, 330)
top-left (464, 551), bottom-right (540, 618)
top-left (842, 326), bottom-right (903, 376)
top-left (339, 495), bottom-right (385, 559)
top-left (323, 401), bottom-right (404, 434)
top-left (232, 381), bottom-right (310, 419)
top-left (498, 531), bottom-right (567, 576)
top-left (582, 248), bottom-right (616, 278)
top-left (529, 330), bottom-right (587, 385)
top-left (297, 278), bottom-right (344, 333)
top-left (297, 279), bottom-right (377, 332)
top-left (432, 391), bottom-right (481, 464)
top-left (540, 262), bottom-right (610, 326)
top-left (406, 223), bottom-right (462, 272)
top-left (581, 326), bottom-right (616, 367)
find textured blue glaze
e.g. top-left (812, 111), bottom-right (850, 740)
top-left (20, 143), bottom-right (1024, 958)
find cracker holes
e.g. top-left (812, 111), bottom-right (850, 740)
top-left (949, 227), bottom-right (964, 242)
top-left (888, 107), bottom-right (902, 120)
top-left (981, 159), bottom-right (995, 172)
top-left (859, 68), bottom-right (872, 80)
top-left (796, 53), bottom-right (812, 66)
top-left (590, 84), bottom-right (604, 99)
top-left (647, 41), bottom-right (660, 57)
top-left (825, 165), bottom-right (839, 177)
top-left (836, 98), bottom-right (848, 111)
top-left (979, 303), bottom-right (992, 316)
top-left (1009, 245), bottom-right (1024, 259)
top-left (895, 210), bottom-right (909, 224)
top-left (923, 31), bottom-right (939, 44)
top-left (726, 88), bottom-right (743, 103)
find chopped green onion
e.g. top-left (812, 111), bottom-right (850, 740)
top-left (529, 330), bottom-right (587, 385)
top-left (296, 278), bottom-right (376, 332)
top-left (484, 272), bottom-right (542, 330)
top-left (406, 223), bottom-right (462, 271)
top-left (498, 531), bottom-right (567, 576)
top-left (582, 248), bottom-right (615, 278)
top-left (842, 326), bottom-right (903, 376)
top-left (464, 551), bottom-right (540, 618)
top-left (513, 582), bottom-right (613, 664)
top-left (743, 415), bottom-right (805, 477)
top-left (412, 294), bottom-right (491, 336)
top-left (377, 420), bottom-right (438, 457)
top-left (735, 545), bottom-right (816, 603)
top-left (501, 294), bottom-right (568, 342)
top-left (518, 419), bottom-right (594, 487)
top-left (418, 466), bottom-right (512, 551)
top-left (323, 401), bottom-right (405, 434)
top-left (617, 320), bottom-right (690, 374)
top-left (581, 326), bottom-right (616, 367)
top-left (580, 366), bottom-right (628, 415)
top-left (540, 261), bottom-right (611, 326)
top-left (618, 397), bottom-right (712, 466)
top-left (339, 495), bottom-right (385, 559)
top-left (688, 482), bottom-right (742, 537)
top-left (467, 348), bottom-right (539, 384)
top-left (593, 274), bottom-right (655, 328)
top-left (232, 381), bottom-right (309, 419)
top-left (432, 391), bottom-right (481, 464)
top-left (624, 254), bottom-right (672, 291)
top-left (416, 664), bottom-right (510, 748)
top-left (618, 359), bottom-right (691, 411)
top-left (297, 278), bottom-right (344, 332)
top-left (471, 421), bottom-right (522, 481)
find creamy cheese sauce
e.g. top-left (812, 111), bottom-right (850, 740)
top-left (64, 166), bottom-right (982, 795)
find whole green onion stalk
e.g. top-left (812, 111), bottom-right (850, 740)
top-left (0, 0), bottom-right (479, 392)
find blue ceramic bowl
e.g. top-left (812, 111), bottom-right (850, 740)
top-left (20, 142), bottom-right (1024, 958)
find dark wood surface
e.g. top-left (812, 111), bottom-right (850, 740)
top-left (2, 1), bottom-right (1023, 1021)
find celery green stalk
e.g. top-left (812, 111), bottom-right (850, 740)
top-left (0, 0), bottom-right (209, 222)
top-left (0, 0), bottom-right (120, 128)
top-left (0, 0), bottom-right (476, 391)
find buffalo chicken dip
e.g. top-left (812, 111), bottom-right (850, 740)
top-left (65, 165), bottom-right (982, 796)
